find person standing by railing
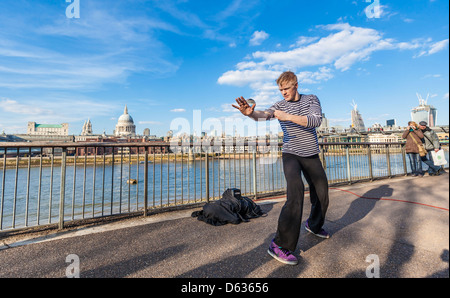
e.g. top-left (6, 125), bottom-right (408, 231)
top-left (418, 121), bottom-right (446, 176)
top-left (402, 121), bottom-right (424, 177)
top-left (232, 71), bottom-right (330, 266)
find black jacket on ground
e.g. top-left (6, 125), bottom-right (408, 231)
top-left (191, 189), bottom-right (266, 226)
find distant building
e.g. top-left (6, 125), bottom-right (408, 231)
top-left (350, 100), bottom-right (366, 132)
top-left (164, 132), bottom-right (173, 142)
top-left (318, 113), bottom-right (329, 132)
top-left (386, 119), bottom-right (396, 127)
top-left (27, 122), bottom-right (69, 136)
top-left (81, 119), bottom-right (93, 136)
top-left (411, 93), bottom-right (437, 127)
top-left (114, 105), bottom-right (136, 137)
top-left (368, 133), bottom-right (399, 143)
top-left (369, 123), bottom-right (383, 132)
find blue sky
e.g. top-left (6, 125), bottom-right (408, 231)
top-left (0, 0), bottom-right (448, 137)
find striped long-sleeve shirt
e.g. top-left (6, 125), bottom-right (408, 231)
top-left (265, 94), bottom-right (323, 157)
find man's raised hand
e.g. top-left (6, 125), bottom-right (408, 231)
top-left (232, 96), bottom-right (256, 117)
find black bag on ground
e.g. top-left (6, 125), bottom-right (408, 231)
top-left (191, 188), bottom-right (265, 226)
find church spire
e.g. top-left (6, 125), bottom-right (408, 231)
top-left (124, 105), bottom-right (128, 115)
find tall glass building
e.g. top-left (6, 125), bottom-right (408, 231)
top-left (411, 94), bottom-right (437, 127)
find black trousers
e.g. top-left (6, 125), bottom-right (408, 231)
top-left (274, 153), bottom-right (329, 251)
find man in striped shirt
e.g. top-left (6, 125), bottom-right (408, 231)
top-left (232, 71), bottom-right (330, 266)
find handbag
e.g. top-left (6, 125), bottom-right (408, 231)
top-left (409, 132), bottom-right (427, 157)
top-left (431, 150), bottom-right (448, 166)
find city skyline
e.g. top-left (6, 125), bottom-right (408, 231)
top-left (0, 0), bottom-right (448, 136)
top-left (14, 98), bottom-right (447, 139)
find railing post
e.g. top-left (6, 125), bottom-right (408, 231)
top-left (367, 144), bottom-right (373, 181)
top-left (346, 145), bottom-right (351, 185)
top-left (386, 144), bottom-right (392, 178)
top-left (205, 149), bottom-right (210, 203)
top-left (401, 145), bottom-right (408, 176)
top-left (12, 148), bottom-right (19, 229)
top-left (0, 148), bottom-right (6, 230)
top-left (319, 144), bottom-right (326, 169)
top-left (144, 147), bottom-right (148, 217)
top-left (25, 147), bottom-right (31, 227)
top-left (59, 147), bottom-right (67, 230)
top-left (252, 148), bottom-right (257, 200)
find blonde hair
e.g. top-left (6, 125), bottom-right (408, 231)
top-left (408, 121), bottom-right (418, 127)
top-left (276, 71), bottom-right (298, 86)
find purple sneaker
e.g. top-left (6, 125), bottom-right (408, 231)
top-left (305, 219), bottom-right (330, 239)
top-left (267, 240), bottom-right (298, 265)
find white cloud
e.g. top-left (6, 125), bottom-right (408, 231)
top-left (139, 121), bottom-right (163, 125)
top-left (218, 22), bottom-right (443, 109)
top-left (218, 69), bottom-right (279, 87)
top-left (0, 95), bottom-right (116, 134)
top-left (0, 3), bottom-right (181, 91)
top-left (215, 0), bottom-right (245, 21)
top-left (219, 23), bottom-right (447, 87)
top-left (414, 38), bottom-right (449, 58)
top-left (428, 39), bottom-right (449, 55)
top-left (218, 23), bottom-right (393, 90)
top-left (151, 0), bottom-right (261, 46)
top-left (421, 74), bottom-right (441, 79)
top-left (249, 30), bottom-right (269, 46)
top-left (297, 67), bottom-right (334, 84)
top-left (21, 97), bottom-right (113, 116)
top-left (0, 98), bottom-right (50, 115)
top-left (0, 57), bottom-right (134, 90)
top-left (171, 108), bottom-right (186, 112)
top-left (251, 23), bottom-right (393, 71)
top-left (290, 36), bottom-right (320, 48)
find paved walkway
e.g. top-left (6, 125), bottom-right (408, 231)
top-left (0, 174), bottom-right (448, 278)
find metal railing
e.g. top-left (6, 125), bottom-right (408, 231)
top-left (0, 141), bottom-right (448, 232)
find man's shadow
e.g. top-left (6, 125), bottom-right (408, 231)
top-left (335, 184), bottom-right (393, 228)
top-left (299, 184), bottom-right (393, 253)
